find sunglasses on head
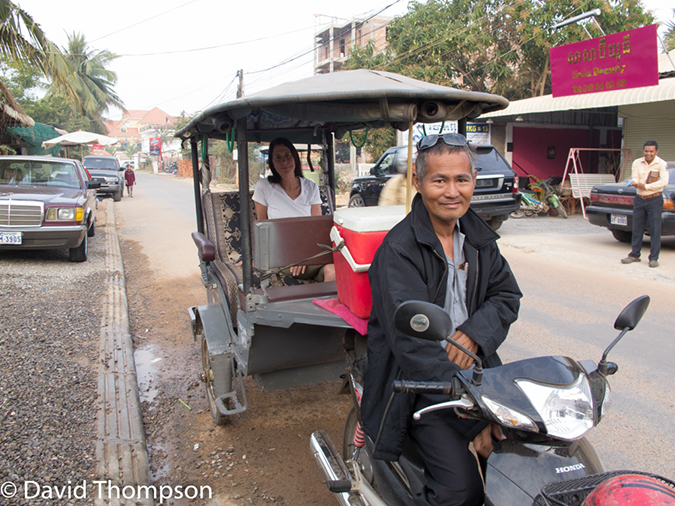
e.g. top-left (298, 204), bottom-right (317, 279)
top-left (417, 133), bottom-right (467, 151)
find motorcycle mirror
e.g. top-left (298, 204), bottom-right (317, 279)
top-left (599, 295), bottom-right (650, 375)
top-left (394, 301), bottom-right (452, 342)
top-left (613, 295), bottom-right (650, 331)
top-left (394, 301), bottom-right (484, 385)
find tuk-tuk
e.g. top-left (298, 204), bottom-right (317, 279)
top-left (175, 70), bottom-right (508, 425)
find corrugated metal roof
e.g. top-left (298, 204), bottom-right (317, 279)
top-left (482, 76), bottom-right (675, 118)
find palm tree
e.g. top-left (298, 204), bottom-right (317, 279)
top-left (0, 0), bottom-right (75, 99)
top-left (50, 32), bottom-right (125, 131)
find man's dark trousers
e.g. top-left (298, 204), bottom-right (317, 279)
top-left (408, 396), bottom-right (486, 506)
top-left (629, 194), bottom-right (663, 261)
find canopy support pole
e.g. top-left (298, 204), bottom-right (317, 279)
top-left (237, 117), bottom-right (253, 294)
top-left (406, 121), bottom-right (414, 214)
top-left (326, 131), bottom-right (335, 192)
top-left (190, 137), bottom-right (204, 234)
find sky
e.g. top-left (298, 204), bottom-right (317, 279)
top-left (18, 0), bottom-right (674, 121)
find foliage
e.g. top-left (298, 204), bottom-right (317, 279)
top-left (0, 0), bottom-right (75, 100)
top-left (664, 9), bottom-right (675, 52)
top-left (48, 32), bottom-right (124, 130)
top-left (345, 0), bottom-right (653, 100)
top-left (121, 142), bottom-right (139, 158)
top-left (0, 55), bottom-right (43, 102)
top-left (23, 93), bottom-right (98, 132)
top-left (342, 127), bottom-right (397, 161)
top-left (209, 139), bottom-right (237, 183)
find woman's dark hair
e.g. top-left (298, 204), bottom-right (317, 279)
top-left (267, 137), bottom-right (303, 183)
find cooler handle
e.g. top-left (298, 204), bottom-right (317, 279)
top-left (330, 226), bottom-right (371, 273)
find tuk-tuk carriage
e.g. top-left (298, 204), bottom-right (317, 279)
top-left (175, 70), bottom-right (508, 425)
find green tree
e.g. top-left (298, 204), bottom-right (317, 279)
top-left (664, 9), bottom-right (675, 52)
top-left (346, 0), bottom-right (653, 100)
top-left (49, 32), bottom-right (124, 132)
top-left (0, 0), bottom-right (75, 99)
top-left (343, 127), bottom-right (397, 161)
top-left (510, 0), bottom-right (654, 99)
top-left (121, 142), bottom-right (139, 158)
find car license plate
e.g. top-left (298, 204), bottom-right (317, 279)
top-left (610, 214), bottom-right (628, 226)
top-left (0, 231), bottom-right (22, 244)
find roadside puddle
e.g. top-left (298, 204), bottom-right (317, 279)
top-left (135, 345), bottom-right (161, 404)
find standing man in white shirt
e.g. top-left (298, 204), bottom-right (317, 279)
top-left (621, 140), bottom-right (668, 268)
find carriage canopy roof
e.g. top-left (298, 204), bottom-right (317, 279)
top-left (176, 70), bottom-right (509, 144)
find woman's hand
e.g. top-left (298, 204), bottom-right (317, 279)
top-left (289, 265), bottom-right (306, 276)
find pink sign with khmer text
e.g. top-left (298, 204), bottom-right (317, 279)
top-left (550, 24), bottom-right (658, 98)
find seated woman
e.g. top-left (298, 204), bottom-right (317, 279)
top-left (252, 137), bottom-right (335, 283)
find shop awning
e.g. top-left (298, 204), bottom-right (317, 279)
top-left (6, 123), bottom-right (66, 156)
top-left (481, 76), bottom-right (675, 118)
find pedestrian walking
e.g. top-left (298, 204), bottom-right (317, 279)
top-left (124, 166), bottom-right (136, 198)
top-left (621, 140), bottom-right (668, 268)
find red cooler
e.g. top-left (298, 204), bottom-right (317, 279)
top-left (331, 206), bottom-right (407, 319)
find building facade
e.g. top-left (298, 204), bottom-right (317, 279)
top-left (314, 16), bottom-right (390, 74)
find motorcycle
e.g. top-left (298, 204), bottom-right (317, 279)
top-left (311, 296), bottom-right (675, 505)
top-left (511, 176), bottom-right (568, 219)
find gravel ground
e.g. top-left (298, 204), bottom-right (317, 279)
top-left (0, 212), bottom-right (106, 505)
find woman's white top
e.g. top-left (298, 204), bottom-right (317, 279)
top-left (252, 177), bottom-right (322, 219)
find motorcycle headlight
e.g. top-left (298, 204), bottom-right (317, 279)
top-left (515, 375), bottom-right (594, 441)
top-left (481, 395), bottom-right (539, 433)
top-left (601, 382), bottom-right (612, 417)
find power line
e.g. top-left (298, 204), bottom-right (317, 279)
top-left (90, 0), bottom-right (200, 43)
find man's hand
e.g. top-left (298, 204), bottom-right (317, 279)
top-left (473, 424), bottom-right (506, 459)
top-left (445, 331), bottom-right (478, 370)
top-left (289, 265), bottom-right (307, 276)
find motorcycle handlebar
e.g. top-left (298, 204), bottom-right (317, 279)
top-left (392, 380), bottom-right (457, 396)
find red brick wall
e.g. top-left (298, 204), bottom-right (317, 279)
top-left (177, 159), bottom-right (192, 178)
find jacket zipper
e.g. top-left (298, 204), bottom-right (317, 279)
top-left (432, 249), bottom-right (449, 303)
top-left (469, 251), bottom-right (479, 314)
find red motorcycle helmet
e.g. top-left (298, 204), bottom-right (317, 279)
top-left (583, 474), bottom-right (675, 506)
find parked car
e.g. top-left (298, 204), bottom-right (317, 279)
top-left (586, 166), bottom-right (675, 242)
top-left (348, 145), bottom-right (521, 230)
top-left (82, 155), bottom-right (124, 201)
top-left (0, 156), bottom-right (100, 261)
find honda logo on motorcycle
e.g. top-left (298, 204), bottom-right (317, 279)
top-left (410, 314), bottom-right (430, 333)
top-left (556, 463), bottom-right (585, 474)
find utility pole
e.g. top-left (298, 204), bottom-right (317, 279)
top-left (236, 69), bottom-right (244, 99)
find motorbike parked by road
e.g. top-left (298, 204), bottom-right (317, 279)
top-left (511, 176), bottom-right (568, 219)
top-left (311, 296), bottom-right (675, 505)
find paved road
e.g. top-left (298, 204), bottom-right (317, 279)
top-left (497, 214), bottom-right (675, 476)
top-left (116, 173), bottom-right (674, 499)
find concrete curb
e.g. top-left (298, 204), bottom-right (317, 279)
top-left (95, 199), bottom-right (153, 506)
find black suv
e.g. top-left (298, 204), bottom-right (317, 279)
top-left (82, 156), bottom-right (124, 201)
top-left (349, 145), bottom-right (521, 230)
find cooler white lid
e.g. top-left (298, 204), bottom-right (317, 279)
top-left (333, 205), bottom-right (407, 232)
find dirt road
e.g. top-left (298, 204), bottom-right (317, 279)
top-left (115, 173), bottom-right (675, 505)
top-left (116, 173), bottom-right (350, 505)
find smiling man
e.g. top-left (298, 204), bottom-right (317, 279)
top-left (361, 133), bottom-right (522, 506)
top-left (621, 140), bottom-right (668, 268)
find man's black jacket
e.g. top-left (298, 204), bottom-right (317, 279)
top-left (361, 194), bottom-right (522, 461)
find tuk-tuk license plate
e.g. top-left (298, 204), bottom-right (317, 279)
top-left (0, 232), bottom-right (22, 244)
top-left (610, 214), bottom-right (628, 226)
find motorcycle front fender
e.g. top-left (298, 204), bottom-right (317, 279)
top-left (484, 437), bottom-right (603, 506)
